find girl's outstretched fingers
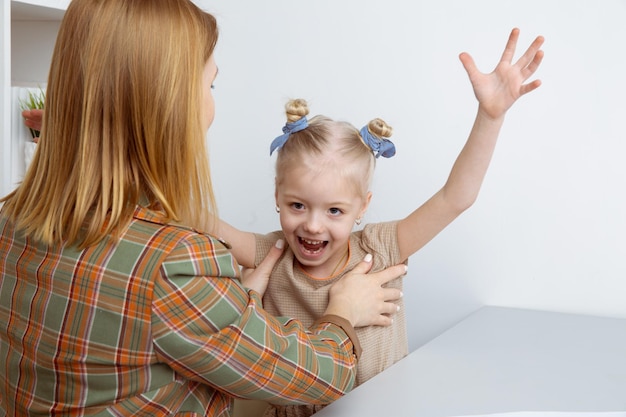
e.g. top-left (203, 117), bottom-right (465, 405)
top-left (458, 28), bottom-right (545, 118)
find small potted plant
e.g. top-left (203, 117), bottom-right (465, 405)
top-left (19, 87), bottom-right (46, 140)
top-left (19, 87), bottom-right (45, 169)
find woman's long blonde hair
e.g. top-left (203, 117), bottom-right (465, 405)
top-left (1, 0), bottom-right (219, 248)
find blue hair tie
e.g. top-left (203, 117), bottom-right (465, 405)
top-left (270, 116), bottom-right (309, 155)
top-left (360, 125), bottom-right (396, 158)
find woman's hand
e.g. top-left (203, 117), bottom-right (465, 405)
top-left (325, 254), bottom-right (406, 328)
top-left (459, 28), bottom-right (544, 120)
top-left (240, 239), bottom-right (284, 296)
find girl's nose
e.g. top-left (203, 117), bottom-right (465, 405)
top-left (303, 213), bottom-right (323, 234)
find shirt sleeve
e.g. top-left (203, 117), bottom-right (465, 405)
top-left (150, 232), bottom-right (358, 404)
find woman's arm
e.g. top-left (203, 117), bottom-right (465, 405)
top-left (153, 234), bottom-right (404, 404)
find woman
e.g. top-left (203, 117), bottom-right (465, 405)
top-left (0, 0), bottom-right (404, 415)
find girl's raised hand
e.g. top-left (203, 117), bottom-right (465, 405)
top-left (459, 28), bottom-right (544, 119)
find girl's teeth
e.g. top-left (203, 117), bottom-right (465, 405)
top-left (300, 237), bottom-right (326, 253)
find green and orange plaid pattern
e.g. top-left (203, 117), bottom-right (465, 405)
top-left (0, 206), bottom-right (357, 416)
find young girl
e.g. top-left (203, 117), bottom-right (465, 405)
top-left (219, 28), bottom-right (544, 417)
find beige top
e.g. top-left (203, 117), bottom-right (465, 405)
top-left (254, 221), bottom-right (408, 417)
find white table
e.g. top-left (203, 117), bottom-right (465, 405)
top-left (314, 306), bottom-right (626, 416)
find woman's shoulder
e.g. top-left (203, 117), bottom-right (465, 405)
top-left (128, 206), bottom-right (234, 261)
top-left (125, 207), bottom-right (239, 280)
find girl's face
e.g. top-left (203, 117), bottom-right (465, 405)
top-left (201, 55), bottom-right (218, 132)
top-left (275, 164), bottom-right (371, 278)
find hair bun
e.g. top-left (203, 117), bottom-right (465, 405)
top-left (285, 98), bottom-right (310, 123)
top-left (367, 118), bottom-right (393, 138)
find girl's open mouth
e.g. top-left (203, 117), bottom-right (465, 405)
top-left (298, 237), bottom-right (327, 255)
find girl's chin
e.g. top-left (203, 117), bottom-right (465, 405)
top-left (295, 252), bottom-right (326, 266)
top-left (294, 252), bottom-right (329, 270)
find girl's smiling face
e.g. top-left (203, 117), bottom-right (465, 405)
top-left (275, 163), bottom-right (371, 278)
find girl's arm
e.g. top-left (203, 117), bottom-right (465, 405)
top-left (217, 219), bottom-right (257, 268)
top-left (397, 28), bottom-right (544, 261)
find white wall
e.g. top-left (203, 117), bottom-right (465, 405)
top-left (200, 0), bottom-right (626, 350)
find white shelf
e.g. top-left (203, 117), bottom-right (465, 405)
top-left (12, 0), bottom-right (69, 20)
top-left (1, 0), bottom-right (67, 197)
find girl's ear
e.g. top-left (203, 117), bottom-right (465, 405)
top-left (360, 191), bottom-right (373, 218)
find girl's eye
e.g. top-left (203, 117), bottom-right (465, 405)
top-left (329, 208), bottom-right (342, 216)
top-left (292, 203), bottom-right (304, 210)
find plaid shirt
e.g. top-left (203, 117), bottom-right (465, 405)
top-left (0, 206), bottom-right (358, 416)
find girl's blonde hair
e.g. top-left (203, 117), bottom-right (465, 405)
top-left (1, 0), bottom-right (219, 248)
top-left (275, 98), bottom-right (392, 196)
